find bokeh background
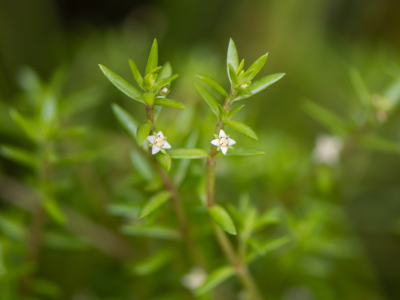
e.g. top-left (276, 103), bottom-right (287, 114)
top-left (1, 0), bottom-right (400, 299)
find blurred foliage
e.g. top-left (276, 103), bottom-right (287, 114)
top-left (1, 0), bottom-right (400, 299)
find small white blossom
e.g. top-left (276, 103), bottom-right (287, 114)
top-left (181, 268), bottom-right (206, 290)
top-left (313, 134), bottom-right (343, 166)
top-left (211, 129), bottom-right (236, 155)
top-left (241, 83), bottom-right (248, 88)
top-left (147, 131), bottom-right (171, 155)
top-left (159, 86), bottom-right (169, 95)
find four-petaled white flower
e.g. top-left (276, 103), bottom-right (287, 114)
top-left (211, 129), bottom-right (236, 155)
top-left (181, 267), bottom-right (207, 291)
top-left (313, 134), bottom-right (343, 166)
top-left (147, 131), bottom-right (171, 155)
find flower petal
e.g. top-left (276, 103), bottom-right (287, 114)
top-left (219, 129), bottom-right (226, 139)
top-left (228, 138), bottom-right (236, 146)
top-left (221, 146), bottom-right (228, 155)
top-left (163, 141), bottom-right (171, 149)
top-left (147, 135), bottom-right (156, 143)
top-left (152, 146), bottom-right (160, 155)
top-left (211, 139), bottom-right (219, 146)
top-left (157, 131), bottom-right (164, 139)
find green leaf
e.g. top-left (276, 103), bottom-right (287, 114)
top-left (136, 120), bottom-right (153, 146)
top-left (157, 62), bottom-right (172, 82)
top-left (154, 98), bottom-right (185, 110)
top-left (173, 131), bottom-right (198, 186)
top-left (138, 191), bottom-right (171, 218)
top-left (196, 75), bottom-right (229, 98)
top-left (302, 100), bottom-right (348, 136)
top-left (227, 105), bottom-right (245, 119)
top-left (228, 64), bottom-right (239, 86)
top-left (130, 151), bottom-right (154, 182)
top-left (170, 148), bottom-right (209, 159)
top-left (129, 59), bottom-right (143, 88)
top-left (0, 145), bottom-right (39, 169)
top-left (246, 53), bottom-right (268, 81)
top-left (247, 235), bottom-right (291, 263)
top-left (195, 266), bottom-right (235, 296)
top-left (40, 95), bottom-right (57, 128)
top-left (359, 135), bottom-right (400, 153)
top-left (143, 92), bottom-right (155, 105)
top-left (133, 250), bottom-right (172, 276)
top-left (349, 68), bottom-right (370, 108)
top-left (43, 197), bottom-right (67, 226)
top-left (99, 64), bottom-right (143, 103)
top-left (194, 80), bottom-right (220, 118)
top-left (226, 204), bottom-right (245, 229)
top-left (255, 207), bottom-right (281, 230)
top-left (227, 38), bottom-right (239, 76)
top-left (153, 74), bottom-right (179, 91)
top-left (154, 151), bottom-right (171, 171)
top-left (10, 109), bottom-right (40, 142)
top-left (145, 39), bottom-right (158, 76)
top-left (223, 120), bottom-right (258, 140)
top-left (234, 73), bottom-right (285, 101)
top-left (111, 103), bottom-right (140, 143)
top-left (222, 148), bottom-right (265, 156)
top-left (237, 59), bottom-right (245, 75)
top-left (208, 205), bottom-right (237, 235)
top-left (122, 225), bottom-right (180, 240)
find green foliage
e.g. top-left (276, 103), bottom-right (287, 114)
top-left (234, 73), bottom-right (286, 101)
top-left (208, 205), bottom-right (237, 235)
top-left (154, 151), bottom-right (171, 171)
top-left (193, 80), bottom-right (220, 118)
top-left (195, 266), bottom-right (235, 296)
top-left (154, 98), bottom-right (185, 109)
top-left (138, 191), bottom-right (171, 218)
top-left (196, 74), bottom-right (229, 98)
top-left (136, 120), bottom-right (153, 146)
top-left (112, 103), bottom-right (140, 143)
top-left (223, 120), bottom-right (258, 140)
top-left (169, 148), bottom-right (209, 159)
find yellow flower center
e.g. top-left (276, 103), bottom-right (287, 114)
top-left (154, 136), bottom-right (164, 147)
top-left (219, 137), bottom-right (228, 147)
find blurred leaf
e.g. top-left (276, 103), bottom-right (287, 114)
top-left (153, 74), bottom-right (179, 91)
top-left (112, 103), bottom-right (140, 143)
top-left (145, 39), bottom-right (158, 76)
top-left (349, 68), bottom-right (371, 108)
top-left (247, 235), bottom-right (291, 263)
top-left (40, 95), bottom-right (57, 128)
top-left (44, 197), bottom-right (67, 226)
top-left (194, 80), bottom-right (220, 118)
top-left (137, 120), bottom-right (153, 146)
top-left (155, 151), bottom-right (171, 171)
top-left (44, 232), bottom-right (88, 251)
top-left (255, 207), bottom-right (281, 230)
top-left (227, 38), bottom-right (239, 75)
top-left (108, 203), bottom-right (141, 217)
top-left (157, 62), bottom-right (172, 82)
top-left (129, 59), bottom-right (143, 88)
top-left (209, 205), bottom-right (237, 235)
top-left (0, 145), bottom-right (38, 169)
top-left (139, 191), bottom-right (171, 219)
top-left (170, 148), bottom-right (209, 159)
top-left (226, 204), bottom-right (245, 229)
top-left (61, 87), bottom-right (105, 116)
top-left (9, 109), bottom-right (40, 142)
top-left (32, 278), bottom-right (62, 299)
top-left (54, 151), bottom-right (96, 167)
top-left (227, 105), bottom-right (245, 119)
top-left (384, 77), bottom-right (400, 107)
top-left (303, 100), bottom-right (348, 136)
top-left (130, 151), bottom-right (155, 182)
top-left (196, 75), bottom-right (229, 98)
top-left (235, 73), bottom-right (285, 101)
top-left (154, 98), bottom-right (185, 110)
top-left (222, 148), bottom-right (265, 156)
top-left (16, 66), bottom-right (43, 104)
top-left (0, 216), bottom-right (25, 241)
top-left (195, 265), bottom-right (235, 296)
top-left (246, 53), bottom-right (269, 81)
top-left (223, 120), bottom-right (258, 140)
top-left (173, 131), bottom-right (198, 186)
top-left (122, 225), bottom-right (180, 240)
top-left (99, 64), bottom-right (143, 103)
top-left (228, 64), bottom-right (239, 86)
top-left (133, 250), bottom-right (171, 276)
top-left (359, 135), bottom-right (400, 153)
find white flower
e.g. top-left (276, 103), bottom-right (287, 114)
top-left (181, 268), bottom-right (206, 290)
top-left (159, 86), bottom-right (169, 95)
top-left (211, 129), bottom-right (236, 155)
top-left (313, 134), bottom-right (343, 166)
top-left (241, 83), bottom-right (248, 88)
top-left (147, 131), bottom-right (171, 155)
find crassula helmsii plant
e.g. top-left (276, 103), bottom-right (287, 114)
top-left (99, 38), bottom-right (287, 299)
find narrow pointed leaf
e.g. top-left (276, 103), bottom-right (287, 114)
top-left (209, 205), bottom-right (237, 235)
top-left (234, 73), bottom-right (285, 101)
top-left (247, 235), bottom-right (291, 263)
top-left (0, 145), bottom-right (39, 169)
top-left (246, 53), bottom-right (268, 81)
top-left (99, 65), bottom-right (143, 102)
top-left (196, 75), bottom-right (229, 98)
top-left (138, 191), bottom-right (171, 218)
top-left (302, 100), bottom-right (348, 136)
top-left (154, 98), bottom-right (185, 110)
top-left (228, 105), bottom-right (245, 119)
top-left (153, 74), bottom-right (179, 91)
top-left (129, 59), bottom-right (143, 88)
top-left (222, 148), bottom-right (265, 156)
top-left (349, 68), bottom-right (370, 108)
top-left (223, 120), bottom-right (258, 140)
top-left (130, 151), bottom-right (155, 182)
top-left (136, 120), bottom-right (153, 146)
top-left (157, 62), bottom-right (172, 82)
top-left (133, 250), bottom-right (172, 276)
top-left (359, 135), bottom-right (400, 153)
top-left (227, 38), bottom-right (239, 75)
top-left (145, 39), bottom-right (158, 75)
top-left (111, 103), bottom-right (140, 143)
top-left (194, 80), bottom-right (220, 118)
top-left (237, 59), bottom-right (245, 75)
top-left (228, 64), bottom-right (239, 86)
top-left (44, 197), bottom-right (67, 226)
top-left (195, 266), bottom-right (235, 296)
top-left (170, 148), bottom-right (209, 159)
top-left (10, 110), bottom-right (40, 142)
top-left (173, 131), bottom-right (198, 186)
top-left (154, 151), bottom-right (171, 171)
top-left (122, 225), bottom-right (180, 240)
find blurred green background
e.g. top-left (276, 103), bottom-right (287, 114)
top-left (1, 0), bottom-right (400, 299)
